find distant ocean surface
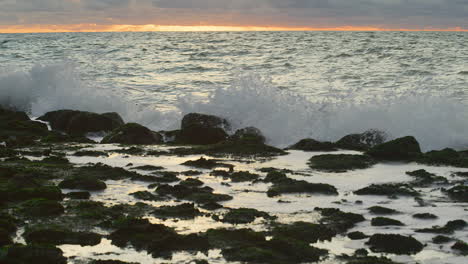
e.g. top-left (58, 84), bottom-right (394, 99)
top-left (0, 31), bottom-right (467, 150)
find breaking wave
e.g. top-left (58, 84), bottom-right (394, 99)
top-left (1, 62), bottom-right (468, 151)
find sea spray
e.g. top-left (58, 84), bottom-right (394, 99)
top-left (1, 63), bottom-right (467, 151)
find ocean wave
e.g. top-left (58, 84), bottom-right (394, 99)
top-left (1, 62), bottom-right (467, 152)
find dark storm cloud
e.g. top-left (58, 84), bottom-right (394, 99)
top-left (0, 0), bottom-right (466, 28)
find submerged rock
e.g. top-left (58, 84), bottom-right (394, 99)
top-left (416, 219), bottom-right (467, 234)
top-left (101, 123), bottom-right (162, 145)
top-left (432, 235), bottom-right (452, 244)
top-left (347, 231), bottom-right (369, 240)
top-left (182, 157), bottom-right (233, 170)
top-left (288, 138), bottom-right (337, 151)
top-left (19, 199), bottom-right (64, 217)
top-left (272, 221), bottom-right (336, 243)
top-left (413, 213), bottom-right (438, 219)
top-left (371, 217), bottom-right (405, 226)
top-left (336, 129), bottom-right (387, 151)
top-left (179, 113), bottom-right (230, 145)
top-left (155, 184), bottom-right (233, 204)
top-left (367, 234), bottom-right (424, 255)
top-left (354, 183), bottom-right (419, 197)
top-left (315, 207), bottom-right (365, 233)
top-left (368, 206), bottom-right (400, 215)
top-left (406, 169), bottom-right (448, 186)
top-left (308, 154), bottom-right (375, 172)
top-left (38, 109), bottom-right (124, 135)
top-left (59, 176), bottom-right (107, 191)
top-left (366, 136), bottom-right (422, 161)
top-left (267, 178), bottom-right (338, 197)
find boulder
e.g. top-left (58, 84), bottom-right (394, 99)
top-left (101, 123), bottom-right (162, 145)
top-left (0, 106), bottom-right (48, 142)
top-left (336, 129), bottom-right (387, 150)
top-left (418, 148), bottom-right (468, 168)
top-left (0, 244), bottom-right (67, 264)
top-left (38, 110), bottom-right (124, 135)
top-left (444, 185), bottom-right (468, 202)
top-left (59, 176), bottom-right (107, 191)
top-left (367, 234), bottom-right (424, 255)
top-left (308, 154), bottom-right (375, 172)
top-left (288, 138), bottom-right (337, 151)
top-left (179, 113), bottom-right (229, 145)
top-left (366, 136), bottom-right (422, 161)
top-left (231, 127), bottom-right (265, 144)
top-left (371, 217), bottom-right (405, 226)
top-left (24, 226), bottom-right (102, 246)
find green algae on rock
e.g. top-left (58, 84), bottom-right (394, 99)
top-left (308, 154), bottom-right (375, 172)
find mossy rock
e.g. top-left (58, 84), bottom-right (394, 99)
top-left (129, 191), bottom-right (161, 201)
top-left (0, 244), bottom-right (67, 264)
top-left (432, 235), bottom-right (452, 244)
top-left (72, 150), bottom-right (109, 157)
top-left (315, 207), bottom-right (365, 233)
top-left (206, 228), bottom-right (266, 249)
top-left (288, 139), bottom-right (337, 151)
top-left (366, 136), bottom-right (421, 161)
top-left (371, 217), bottom-right (405, 226)
top-left (354, 183), bottom-right (419, 196)
top-left (89, 260), bottom-right (139, 264)
top-left (41, 131), bottom-right (95, 144)
top-left (101, 123), bottom-right (162, 145)
top-left (0, 213), bottom-right (17, 234)
top-left (418, 148), bottom-right (468, 168)
top-left (179, 178), bottom-right (204, 187)
top-left (152, 203), bottom-right (202, 219)
top-left (308, 154), bottom-right (375, 172)
top-left (367, 234), bottom-right (424, 255)
top-left (368, 206), bottom-right (399, 215)
top-left (0, 107), bottom-right (49, 142)
top-left (131, 165), bottom-right (164, 171)
top-left (65, 191), bottom-right (91, 200)
top-left (155, 184), bottom-right (233, 204)
top-left (182, 157), bottom-right (233, 169)
top-left (347, 231), bottom-right (369, 240)
top-left (416, 219), bottom-right (466, 234)
top-left (222, 237), bottom-right (328, 264)
top-left (451, 241), bottom-right (468, 255)
top-left (24, 226), bottom-right (101, 246)
top-left (405, 169), bottom-right (448, 186)
top-left (267, 178), bottom-right (338, 197)
top-left (6, 185), bottom-right (63, 202)
top-left (212, 170), bottom-right (260, 182)
top-left (0, 228), bottom-right (12, 247)
top-left (221, 208), bottom-right (275, 224)
top-left (109, 218), bottom-right (209, 257)
top-left (413, 213), bottom-right (438, 219)
top-left (178, 113), bottom-right (230, 145)
top-left (444, 185), bottom-right (468, 202)
top-left (59, 176), bottom-right (107, 191)
top-left (272, 222), bottom-right (336, 243)
top-left (73, 163), bottom-right (140, 181)
top-left (343, 256), bottom-right (402, 264)
top-left (19, 199), bottom-right (64, 217)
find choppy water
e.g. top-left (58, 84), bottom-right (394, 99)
top-left (1, 31), bottom-right (468, 150)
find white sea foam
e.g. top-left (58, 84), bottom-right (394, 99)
top-left (1, 63), bottom-right (468, 152)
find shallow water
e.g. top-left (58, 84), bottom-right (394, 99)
top-left (41, 144), bottom-right (467, 264)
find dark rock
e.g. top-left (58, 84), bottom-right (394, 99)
top-left (451, 241), bottom-right (468, 255)
top-left (89, 260), bottom-right (139, 264)
top-left (211, 170), bottom-right (260, 182)
top-left (101, 123), bottom-right (162, 145)
top-left (272, 222), bottom-right (336, 243)
top-left (288, 138), bottom-right (337, 151)
top-left (152, 203), bottom-right (202, 219)
top-left (371, 217), bottom-right (405, 226)
top-left (413, 213), bottom-right (438, 219)
top-left (231, 127), bottom-right (266, 144)
top-left (342, 255), bottom-right (401, 264)
top-left (367, 234), bottom-right (424, 255)
top-left (179, 113), bottom-right (229, 145)
top-left (0, 244), bottom-right (67, 264)
top-left (221, 208), bottom-right (275, 224)
top-left (368, 206), bottom-right (399, 215)
top-left (109, 218), bottom-right (209, 257)
top-left (206, 228), bottom-right (266, 249)
top-left (315, 208), bottom-right (365, 233)
top-left (65, 191), bottom-right (91, 200)
top-left (347, 231), bottom-right (368, 240)
top-left (38, 109), bottom-right (124, 135)
top-left (19, 199), bottom-right (64, 217)
top-left (367, 136), bottom-right (422, 161)
top-left (336, 129), bottom-right (387, 151)
top-left (179, 178), bottom-right (204, 187)
top-left (406, 169), bottom-right (448, 186)
top-left (354, 183), bottom-right (419, 196)
top-left (444, 185), bottom-right (468, 202)
top-left (41, 131), bottom-right (95, 144)
top-left (24, 226), bottom-right (101, 246)
top-left (432, 235), bottom-right (452, 244)
top-left (418, 148), bottom-right (468, 168)
top-left (129, 191), bottom-right (161, 201)
top-left (73, 150), bottom-right (109, 157)
top-left (0, 107), bottom-right (49, 142)
top-left (182, 157), bottom-right (233, 170)
top-left (0, 228), bottom-right (12, 246)
top-left (73, 163), bottom-right (141, 181)
top-left (416, 219), bottom-right (467, 234)
top-left (200, 202), bottom-right (223, 211)
top-left (169, 140), bottom-right (286, 157)
top-left (131, 165), bottom-right (164, 171)
top-left (308, 154), bottom-right (375, 172)
top-left (155, 184), bottom-right (232, 204)
top-left (267, 177), bottom-right (338, 197)
top-left (59, 176), bottom-right (107, 191)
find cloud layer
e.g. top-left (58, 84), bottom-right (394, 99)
top-left (0, 0), bottom-right (466, 29)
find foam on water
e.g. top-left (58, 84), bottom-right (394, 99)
top-left (1, 62), bottom-right (468, 151)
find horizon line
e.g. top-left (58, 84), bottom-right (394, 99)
top-left (0, 24), bottom-right (467, 33)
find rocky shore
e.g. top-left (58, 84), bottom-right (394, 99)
top-left (0, 106), bottom-right (467, 264)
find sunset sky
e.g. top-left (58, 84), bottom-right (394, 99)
top-left (0, 0), bottom-right (467, 32)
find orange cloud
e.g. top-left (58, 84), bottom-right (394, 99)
top-left (0, 24), bottom-right (467, 33)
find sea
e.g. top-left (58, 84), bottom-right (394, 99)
top-left (1, 31), bottom-right (467, 151)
